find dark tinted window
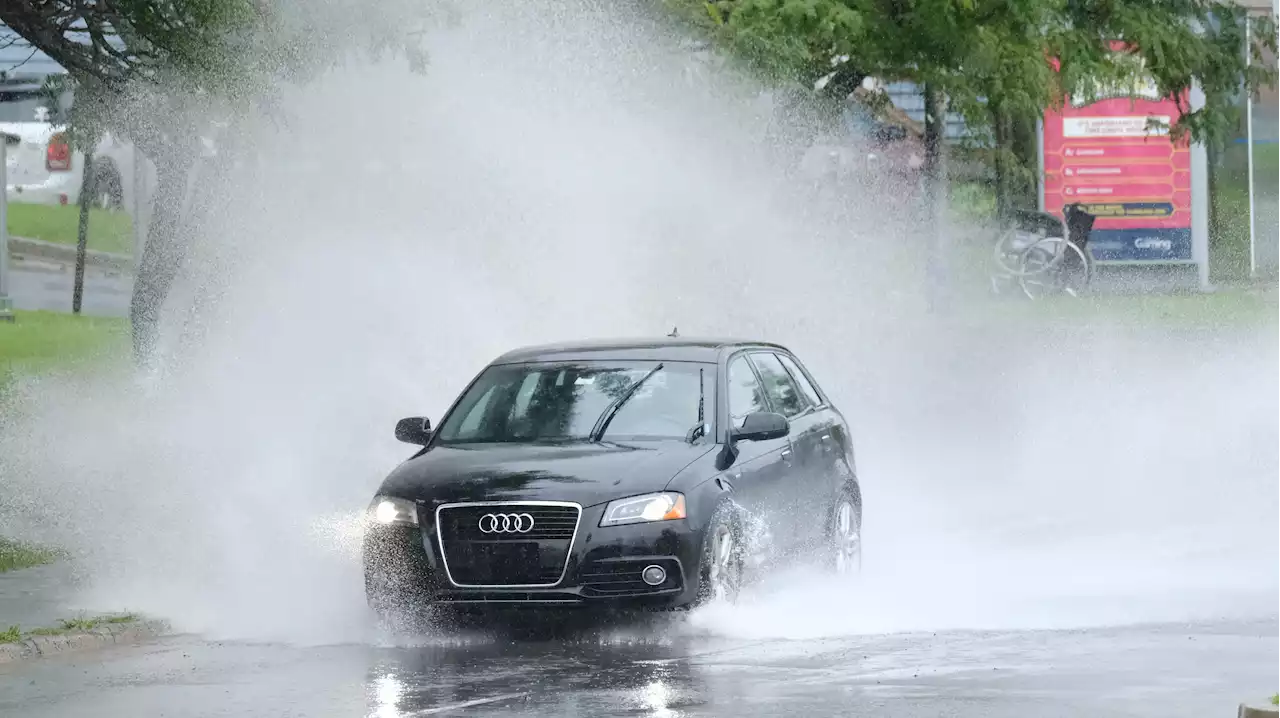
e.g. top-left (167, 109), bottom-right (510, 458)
top-left (750, 353), bottom-right (808, 417)
top-left (435, 361), bottom-right (714, 444)
top-left (775, 353), bottom-right (823, 408)
top-left (727, 356), bottom-right (768, 428)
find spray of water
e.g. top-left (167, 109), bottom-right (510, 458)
top-left (0, 0), bottom-right (1275, 645)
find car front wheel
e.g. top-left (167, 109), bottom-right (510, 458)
top-left (695, 504), bottom-right (745, 606)
top-left (831, 494), bottom-right (862, 576)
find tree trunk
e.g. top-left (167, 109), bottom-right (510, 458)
top-left (923, 83), bottom-right (950, 312)
top-left (993, 109), bottom-right (1012, 218)
top-left (129, 149), bottom-right (193, 366)
top-left (1010, 114), bottom-right (1038, 211)
top-left (72, 154), bottom-right (94, 315)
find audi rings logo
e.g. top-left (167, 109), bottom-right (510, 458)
top-left (478, 512), bottom-right (536, 534)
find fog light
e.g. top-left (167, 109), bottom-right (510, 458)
top-left (641, 565), bottom-right (667, 586)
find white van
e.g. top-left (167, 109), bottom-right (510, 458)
top-left (1, 72), bottom-right (142, 212)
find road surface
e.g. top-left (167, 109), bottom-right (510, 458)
top-left (4, 256), bottom-right (131, 317)
top-left (0, 616), bottom-right (1274, 717)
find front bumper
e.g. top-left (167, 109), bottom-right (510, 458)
top-left (363, 501), bottom-right (705, 610)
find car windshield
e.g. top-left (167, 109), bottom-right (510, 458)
top-left (434, 360), bottom-right (716, 444)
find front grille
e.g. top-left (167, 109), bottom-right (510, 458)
top-left (436, 502), bottom-right (580, 587)
top-left (438, 504), bottom-right (578, 542)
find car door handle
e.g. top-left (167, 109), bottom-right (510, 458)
top-left (821, 434), bottom-right (831, 441)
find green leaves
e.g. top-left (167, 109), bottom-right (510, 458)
top-left (675, 0), bottom-right (1275, 142)
top-left (668, 0), bottom-right (1276, 208)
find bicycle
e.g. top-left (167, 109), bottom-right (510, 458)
top-left (989, 204), bottom-right (1096, 300)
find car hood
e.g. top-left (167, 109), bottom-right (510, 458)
top-left (377, 441), bottom-right (716, 508)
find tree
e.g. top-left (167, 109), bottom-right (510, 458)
top-left (670, 0), bottom-right (1277, 208)
top-left (0, 1), bottom-right (447, 364)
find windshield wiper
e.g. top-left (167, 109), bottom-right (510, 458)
top-left (589, 363), bottom-right (664, 442)
top-left (685, 367), bottom-right (706, 443)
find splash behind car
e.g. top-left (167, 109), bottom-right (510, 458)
top-left (362, 337), bottom-right (862, 620)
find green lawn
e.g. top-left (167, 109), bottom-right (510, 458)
top-left (0, 613), bottom-right (139, 642)
top-left (0, 539), bottom-right (60, 574)
top-left (965, 284), bottom-right (1279, 329)
top-left (5, 201), bottom-right (134, 256)
top-left (0, 310), bottom-right (130, 372)
top-left (0, 310), bottom-right (130, 392)
top-left (0, 312), bottom-right (129, 572)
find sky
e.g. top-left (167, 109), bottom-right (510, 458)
top-left (0, 28), bottom-right (63, 78)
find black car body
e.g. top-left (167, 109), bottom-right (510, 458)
top-left (362, 338), bottom-right (862, 616)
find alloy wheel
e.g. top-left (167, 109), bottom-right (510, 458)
top-left (707, 523), bottom-right (741, 602)
top-left (833, 499), bottom-right (862, 575)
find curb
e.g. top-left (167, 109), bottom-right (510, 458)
top-left (0, 619), bottom-right (169, 664)
top-left (1240, 705), bottom-right (1280, 718)
top-left (6, 236), bottom-right (133, 274)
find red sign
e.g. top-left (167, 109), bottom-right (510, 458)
top-left (1042, 52), bottom-right (1193, 261)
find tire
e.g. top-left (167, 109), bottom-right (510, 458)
top-left (87, 163), bottom-right (124, 210)
top-left (694, 502), bottom-right (746, 607)
top-left (1017, 237), bottom-right (1091, 300)
top-left (829, 491), bottom-right (862, 576)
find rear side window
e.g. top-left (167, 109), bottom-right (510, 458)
top-left (750, 353), bottom-right (808, 417)
top-left (775, 353), bottom-right (823, 408)
top-left (727, 356), bottom-right (769, 428)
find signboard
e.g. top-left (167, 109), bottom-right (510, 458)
top-left (1042, 53), bottom-right (1193, 263)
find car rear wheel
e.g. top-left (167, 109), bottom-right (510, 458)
top-left (695, 505), bottom-right (744, 606)
top-left (831, 494), bottom-right (862, 576)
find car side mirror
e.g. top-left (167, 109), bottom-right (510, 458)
top-left (730, 412), bottom-right (789, 442)
top-left (394, 416), bottom-right (432, 445)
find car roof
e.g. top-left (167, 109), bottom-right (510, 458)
top-left (490, 337), bottom-right (792, 365)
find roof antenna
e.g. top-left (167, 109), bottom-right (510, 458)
top-left (667, 326), bottom-right (679, 338)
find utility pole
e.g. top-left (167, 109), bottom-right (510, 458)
top-left (72, 153), bottom-right (94, 314)
top-left (1, 131), bottom-right (14, 323)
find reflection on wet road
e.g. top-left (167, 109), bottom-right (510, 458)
top-left (1, 617), bottom-right (1274, 717)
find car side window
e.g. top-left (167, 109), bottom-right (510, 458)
top-left (749, 352), bottom-right (808, 418)
top-left (775, 353), bottom-right (823, 408)
top-left (727, 356), bottom-right (769, 428)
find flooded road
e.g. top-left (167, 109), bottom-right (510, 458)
top-left (1, 618), bottom-right (1275, 717)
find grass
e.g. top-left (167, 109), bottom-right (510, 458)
top-left (1212, 144), bottom-right (1279, 282)
top-left (0, 614), bottom-right (139, 643)
top-left (965, 284), bottom-right (1279, 329)
top-left (0, 539), bottom-right (60, 574)
top-left (0, 310), bottom-right (130, 390)
top-left (950, 181), bottom-right (998, 223)
top-left (0, 313), bottom-right (130, 575)
top-left (5, 201), bottom-right (134, 256)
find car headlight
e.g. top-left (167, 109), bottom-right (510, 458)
top-left (369, 496), bottom-right (419, 527)
top-left (599, 492), bottom-right (687, 527)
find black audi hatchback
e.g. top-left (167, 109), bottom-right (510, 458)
top-left (362, 337), bottom-right (862, 619)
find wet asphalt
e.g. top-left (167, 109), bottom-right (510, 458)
top-left (1, 616), bottom-right (1275, 717)
top-left (5, 258), bottom-right (132, 317)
